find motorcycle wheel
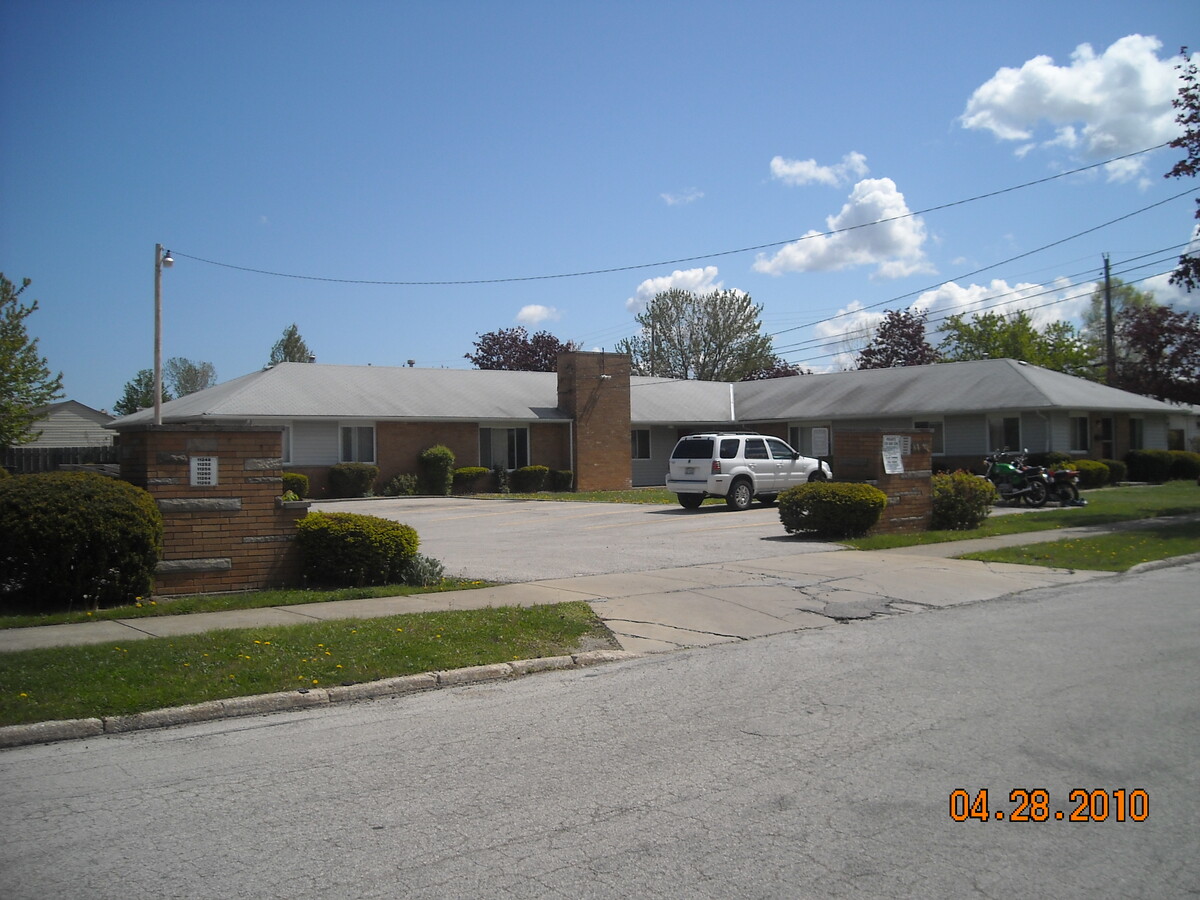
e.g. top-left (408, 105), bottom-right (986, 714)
top-left (1024, 480), bottom-right (1049, 508)
top-left (1054, 484), bottom-right (1080, 505)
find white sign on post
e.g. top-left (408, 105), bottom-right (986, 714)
top-left (882, 435), bottom-right (904, 475)
top-left (811, 427), bottom-right (830, 458)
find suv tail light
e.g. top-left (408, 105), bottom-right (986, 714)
top-left (711, 460), bottom-right (722, 474)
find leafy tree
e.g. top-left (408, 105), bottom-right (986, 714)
top-left (615, 288), bottom-right (777, 381)
top-left (269, 323), bottom-right (313, 365)
top-left (856, 309), bottom-right (940, 369)
top-left (1113, 304), bottom-right (1200, 404)
top-left (114, 369), bottom-right (170, 417)
top-left (1164, 46), bottom-right (1199, 291)
top-left (937, 310), bottom-right (1093, 377)
top-left (740, 357), bottom-right (811, 380)
top-left (465, 326), bottom-right (580, 372)
top-left (1080, 277), bottom-right (1158, 381)
top-left (0, 274), bottom-right (64, 448)
top-left (164, 357), bottom-right (216, 397)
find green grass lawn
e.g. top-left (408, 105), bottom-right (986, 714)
top-left (958, 520), bottom-right (1200, 572)
top-left (0, 602), bottom-right (613, 726)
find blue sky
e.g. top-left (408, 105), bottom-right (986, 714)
top-left (3, 1), bottom-right (1197, 412)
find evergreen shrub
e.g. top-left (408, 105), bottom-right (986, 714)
top-left (1075, 459), bottom-right (1110, 488)
top-left (549, 469), bottom-right (574, 491)
top-left (452, 466), bottom-right (490, 493)
top-left (295, 511), bottom-right (418, 587)
top-left (328, 462), bottom-right (379, 498)
top-left (1096, 458), bottom-right (1126, 483)
top-left (0, 471), bottom-right (162, 612)
top-left (777, 482), bottom-right (888, 538)
top-left (491, 465), bottom-right (511, 493)
top-left (1124, 450), bottom-right (1172, 483)
top-left (511, 465), bottom-right (549, 492)
top-left (282, 471), bottom-right (309, 498)
top-left (931, 471), bottom-right (998, 531)
top-left (382, 473), bottom-right (419, 496)
top-left (1167, 450), bottom-right (1200, 481)
top-left (418, 445), bottom-right (455, 495)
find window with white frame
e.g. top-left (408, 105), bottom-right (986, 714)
top-left (480, 427), bottom-right (529, 469)
top-left (1069, 415), bottom-right (1089, 452)
top-left (913, 420), bottom-right (944, 454)
top-left (631, 429), bottom-right (650, 459)
top-left (340, 425), bottom-right (375, 463)
top-left (280, 426), bottom-right (292, 464)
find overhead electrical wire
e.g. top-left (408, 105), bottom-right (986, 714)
top-left (169, 143), bottom-right (1175, 286)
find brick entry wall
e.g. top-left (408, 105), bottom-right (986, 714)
top-left (557, 351), bottom-right (632, 491)
top-left (117, 425), bottom-right (308, 596)
top-left (832, 429), bottom-right (933, 535)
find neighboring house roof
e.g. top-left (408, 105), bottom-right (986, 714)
top-left (29, 400), bottom-right (115, 446)
top-left (109, 357), bottom-right (1182, 431)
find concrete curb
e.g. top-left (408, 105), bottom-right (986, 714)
top-left (0, 649), bottom-right (640, 750)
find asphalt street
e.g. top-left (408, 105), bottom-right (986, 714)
top-left (2, 561), bottom-right (1195, 899)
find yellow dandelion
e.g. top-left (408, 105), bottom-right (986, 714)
top-left (336, 664), bottom-right (343, 669)
top-left (312, 679), bottom-right (319, 685)
top-left (19, 692), bottom-right (28, 698)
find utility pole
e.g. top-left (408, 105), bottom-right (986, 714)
top-left (1103, 253), bottom-right (1115, 386)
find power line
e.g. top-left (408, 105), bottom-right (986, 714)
top-left (170, 143), bottom-right (1174, 287)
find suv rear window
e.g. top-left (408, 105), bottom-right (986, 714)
top-left (719, 439), bottom-right (740, 458)
top-left (672, 438), bottom-right (714, 459)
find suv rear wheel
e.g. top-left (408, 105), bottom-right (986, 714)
top-left (725, 478), bottom-right (754, 511)
top-left (677, 493), bottom-right (704, 509)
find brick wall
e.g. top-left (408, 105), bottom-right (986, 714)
top-left (557, 351), bottom-right (632, 491)
top-left (117, 425), bottom-right (308, 596)
top-left (832, 429), bottom-right (933, 535)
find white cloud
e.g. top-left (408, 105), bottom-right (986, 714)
top-left (812, 300), bottom-right (884, 370)
top-left (753, 177), bottom-right (933, 279)
top-left (769, 151), bottom-right (869, 187)
top-left (515, 304), bottom-right (561, 325)
top-left (914, 277), bottom-right (1092, 332)
top-left (961, 35), bottom-right (1185, 181)
top-left (661, 187), bottom-right (704, 206)
top-left (625, 266), bottom-right (729, 313)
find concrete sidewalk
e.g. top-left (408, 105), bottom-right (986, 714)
top-left (3, 520), bottom-right (1173, 655)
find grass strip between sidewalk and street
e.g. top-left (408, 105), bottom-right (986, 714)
top-left (0, 602), bottom-right (614, 727)
top-left (956, 520), bottom-right (1200, 572)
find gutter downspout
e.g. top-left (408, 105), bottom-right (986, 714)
top-left (729, 384), bottom-right (736, 423)
top-left (1035, 410), bottom-right (1050, 454)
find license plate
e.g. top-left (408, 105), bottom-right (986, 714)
top-left (685, 467), bottom-right (695, 475)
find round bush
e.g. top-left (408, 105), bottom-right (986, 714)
top-left (282, 471), bottom-right (309, 499)
top-left (1074, 459), bottom-right (1110, 489)
top-left (0, 472), bottom-right (162, 612)
top-left (1096, 458), bottom-right (1126, 484)
top-left (931, 471), bottom-right (998, 531)
top-left (295, 511), bottom-right (419, 587)
top-left (418, 445), bottom-right (456, 495)
top-left (1167, 450), bottom-right (1200, 481)
top-left (778, 482), bottom-right (888, 538)
top-left (328, 462), bottom-right (379, 498)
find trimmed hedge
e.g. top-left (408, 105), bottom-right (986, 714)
top-left (931, 471), bottom-right (998, 531)
top-left (328, 462), bottom-right (379, 498)
top-left (1125, 450), bottom-right (1173, 483)
top-left (1096, 458), bottom-right (1126, 484)
top-left (778, 482), bottom-right (888, 538)
top-left (295, 511), bottom-right (419, 587)
top-left (418, 445), bottom-right (455, 496)
top-left (282, 471), bottom-right (309, 499)
top-left (1075, 459), bottom-right (1110, 489)
top-left (0, 471), bottom-right (162, 612)
top-left (511, 465), bottom-right (550, 492)
top-left (1167, 450), bottom-right (1200, 481)
top-left (452, 466), bottom-right (491, 493)
top-left (549, 469), bottom-right (574, 492)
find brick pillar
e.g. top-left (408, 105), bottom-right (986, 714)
top-left (556, 351), bottom-right (632, 491)
top-left (831, 428), bottom-right (933, 535)
top-left (116, 425), bottom-right (309, 596)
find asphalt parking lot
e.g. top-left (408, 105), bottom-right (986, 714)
top-left (315, 496), bottom-right (843, 582)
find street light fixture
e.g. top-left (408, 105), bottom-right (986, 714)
top-left (153, 244), bottom-right (173, 425)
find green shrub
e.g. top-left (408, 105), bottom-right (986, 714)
top-left (382, 473), bottom-right (419, 496)
top-left (328, 462), bottom-right (379, 498)
top-left (1096, 458), bottom-right (1126, 483)
top-left (1125, 450), bottom-right (1172, 483)
top-left (418, 445), bottom-right (456, 496)
top-left (490, 465), bottom-right (511, 493)
top-left (452, 466), bottom-right (490, 493)
top-left (1167, 450), bottom-right (1200, 481)
top-left (295, 511), bottom-right (418, 587)
top-left (511, 465), bottom-right (550, 492)
top-left (0, 472), bottom-right (162, 612)
top-left (0, 467), bottom-right (10, 479)
top-left (282, 471), bottom-right (309, 499)
top-left (549, 469), bottom-right (574, 492)
top-left (1075, 459), bottom-right (1110, 489)
top-left (1028, 451), bottom-right (1073, 468)
top-left (931, 470), bottom-right (998, 531)
top-left (778, 482), bottom-right (888, 538)
top-left (400, 553), bottom-right (445, 587)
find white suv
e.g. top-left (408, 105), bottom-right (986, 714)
top-left (665, 432), bottom-right (832, 510)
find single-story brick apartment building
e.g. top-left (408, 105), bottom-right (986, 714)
top-left (109, 352), bottom-right (1195, 495)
